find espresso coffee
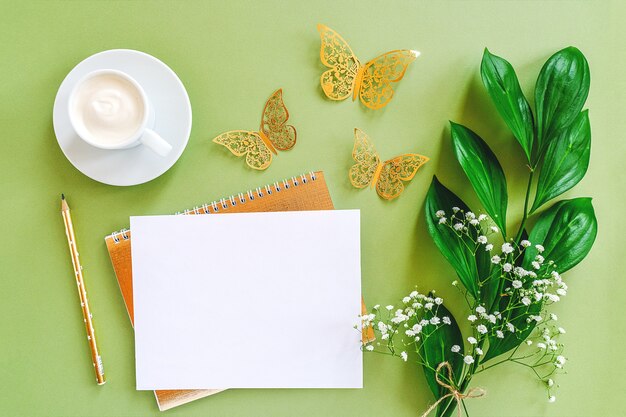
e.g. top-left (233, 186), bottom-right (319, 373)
top-left (71, 73), bottom-right (145, 145)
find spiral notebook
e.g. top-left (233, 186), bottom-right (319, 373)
top-left (105, 171), bottom-right (373, 410)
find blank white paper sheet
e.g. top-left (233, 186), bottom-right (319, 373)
top-left (131, 210), bottom-right (362, 390)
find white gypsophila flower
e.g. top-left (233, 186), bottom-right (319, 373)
top-left (514, 267), bottom-right (527, 277)
top-left (401, 351), bottom-right (408, 362)
top-left (548, 396), bottom-right (556, 403)
top-left (451, 345), bottom-right (461, 353)
top-left (475, 347), bottom-right (483, 355)
top-left (487, 314), bottom-right (497, 324)
top-left (465, 211), bottom-right (476, 220)
top-left (478, 214), bottom-right (488, 221)
top-left (435, 297), bottom-right (443, 305)
top-left (415, 336), bottom-right (420, 342)
top-left (464, 355), bottom-right (475, 365)
top-left (424, 302), bottom-right (434, 310)
top-left (377, 322), bottom-right (388, 332)
top-left (533, 315), bottom-right (543, 322)
top-left (491, 255), bottom-right (501, 264)
top-left (435, 210), bottom-right (446, 218)
top-left (535, 292), bottom-right (543, 301)
top-left (522, 297), bottom-right (531, 306)
top-left (532, 261), bottom-right (541, 270)
top-left (556, 288), bottom-right (567, 296)
top-left (468, 336), bottom-right (477, 345)
top-left (502, 243), bottom-right (514, 254)
top-left (420, 319), bottom-right (429, 326)
top-left (468, 314), bottom-right (477, 322)
top-left (477, 235), bottom-right (488, 244)
top-left (477, 325), bottom-right (488, 334)
top-left (452, 280), bottom-right (458, 286)
top-left (550, 313), bottom-right (558, 321)
top-left (503, 263), bottom-right (512, 272)
top-left (535, 244), bottom-right (545, 253)
top-left (412, 324), bottom-right (423, 334)
top-left (485, 243), bottom-right (494, 251)
top-left (546, 293), bottom-right (560, 302)
top-left (402, 296), bottom-right (411, 303)
top-left (430, 316), bottom-right (441, 325)
top-left (521, 240), bottom-right (531, 248)
top-left (382, 333), bottom-right (389, 340)
top-left (454, 223), bottom-right (463, 231)
top-left (476, 306), bottom-right (486, 314)
top-left (526, 340), bottom-right (533, 345)
top-left (365, 345), bottom-right (374, 351)
top-left (556, 356), bottom-right (566, 365)
top-left (439, 217), bottom-right (447, 224)
top-left (490, 226), bottom-right (499, 233)
top-left (373, 304), bottom-right (380, 310)
top-left (386, 305), bottom-right (394, 311)
top-left (496, 330), bottom-right (504, 338)
top-left (443, 316), bottom-right (451, 325)
top-left (512, 280), bottom-right (523, 289)
top-left (536, 255), bottom-right (545, 264)
top-left (506, 323), bottom-right (515, 332)
top-left (452, 206), bottom-right (460, 213)
top-left (547, 378), bottom-right (554, 387)
top-left (470, 219), bottom-right (479, 226)
top-left (410, 290), bottom-right (418, 298)
top-left (537, 342), bottom-right (547, 350)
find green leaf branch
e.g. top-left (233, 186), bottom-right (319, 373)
top-left (361, 47), bottom-right (598, 417)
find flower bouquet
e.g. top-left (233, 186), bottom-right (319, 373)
top-left (361, 47), bottom-right (598, 417)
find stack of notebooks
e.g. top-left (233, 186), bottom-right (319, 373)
top-left (105, 171), bottom-right (372, 411)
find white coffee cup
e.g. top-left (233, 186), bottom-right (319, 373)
top-left (68, 69), bottom-right (172, 157)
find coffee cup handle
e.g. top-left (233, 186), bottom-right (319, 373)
top-left (140, 129), bottom-right (173, 157)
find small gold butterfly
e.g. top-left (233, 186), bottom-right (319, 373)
top-left (212, 89), bottom-right (296, 170)
top-left (317, 24), bottom-right (420, 110)
top-left (349, 128), bottom-right (429, 200)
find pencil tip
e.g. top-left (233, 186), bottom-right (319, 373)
top-left (61, 193), bottom-right (65, 200)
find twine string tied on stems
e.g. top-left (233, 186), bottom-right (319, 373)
top-left (420, 362), bottom-right (486, 417)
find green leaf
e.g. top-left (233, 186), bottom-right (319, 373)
top-left (419, 301), bottom-right (463, 417)
top-left (530, 111), bottom-right (591, 214)
top-left (450, 122), bottom-right (508, 235)
top-left (480, 48), bottom-right (535, 161)
top-left (425, 177), bottom-right (490, 299)
top-left (524, 198), bottom-right (597, 273)
top-left (534, 47), bottom-right (590, 162)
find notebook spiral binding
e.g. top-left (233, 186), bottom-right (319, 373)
top-left (108, 171), bottom-right (318, 244)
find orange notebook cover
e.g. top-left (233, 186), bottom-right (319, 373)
top-left (104, 171), bottom-right (372, 411)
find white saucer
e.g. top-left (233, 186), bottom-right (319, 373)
top-left (53, 49), bottom-right (192, 186)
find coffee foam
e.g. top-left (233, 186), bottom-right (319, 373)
top-left (72, 73), bottom-right (145, 145)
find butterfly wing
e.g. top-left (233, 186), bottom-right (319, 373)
top-left (317, 24), bottom-right (361, 101)
top-left (375, 153), bottom-right (429, 200)
top-left (359, 50), bottom-right (419, 110)
top-left (212, 130), bottom-right (272, 170)
top-left (349, 128), bottom-right (380, 188)
top-left (261, 89), bottom-right (297, 151)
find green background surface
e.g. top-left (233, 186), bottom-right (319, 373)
top-left (1, 1), bottom-right (624, 416)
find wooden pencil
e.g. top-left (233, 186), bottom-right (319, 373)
top-left (61, 194), bottom-right (106, 385)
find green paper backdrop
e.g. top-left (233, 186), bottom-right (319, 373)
top-left (1, 1), bottom-right (623, 416)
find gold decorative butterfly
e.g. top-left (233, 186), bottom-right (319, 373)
top-left (212, 89), bottom-right (296, 170)
top-left (317, 24), bottom-right (420, 110)
top-left (349, 128), bottom-right (429, 200)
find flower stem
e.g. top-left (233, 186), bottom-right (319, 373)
top-left (514, 170), bottom-right (534, 243)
